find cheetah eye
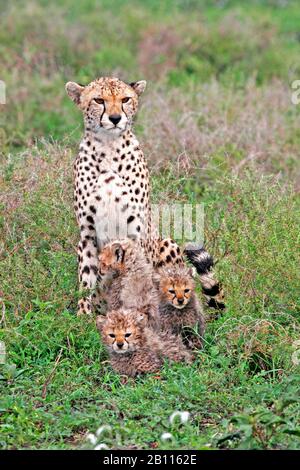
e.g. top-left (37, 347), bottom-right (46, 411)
top-left (94, 98), bottom-right (104, 105)
top-left (109, 333), bottom-right (115, 338)
top-left (125, 333), bottom-right (131, 338)
top-left (184, 289), bottom-right (190, 293)
top-left (168, 289), bottom-right (175, 294)
top-left (122, 97), bottom-right (131, 103)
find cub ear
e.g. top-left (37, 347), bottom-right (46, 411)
top-left (113, 239), bottom-right (132, 261)
top-left (136, 312), bottom-right (146, 325)
top-left (130, 80), bottom-right (147, 96)
top-left (152, 271), bottom-right (161, 286)
top-left (96, 315), bottom-right (106, 331)
top-left (112, 243), bottom-right (125, 263)
top-left (65, 81), bottom-right (84, 105)
top-left (115, 247), bottom-right (124, 263)
top-left (135, 307), bottom-right (149, 326)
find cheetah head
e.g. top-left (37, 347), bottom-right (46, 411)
top-left (96, 309), bottom-right (146, 354)
top-left (98, 239), bottom-right (134, 276)
top-left (65, 77), bottom-right (146, 136)
top-left (157, 265), bottom-right (195, 310)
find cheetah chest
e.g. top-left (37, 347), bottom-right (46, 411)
top-left (74, 135), bottom-right (151, 245)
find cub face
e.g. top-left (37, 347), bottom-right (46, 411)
top-left (65, 76), bottom-right (146, 136)
top-left (98, 239), bottom-right (132, 276)
top-left (96, 310), bottom-right (145, 354)
top-left (158, 266), bottom-right (195, 310)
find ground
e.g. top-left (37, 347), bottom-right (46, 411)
top-left (0, 0), bottom-right (300, 450)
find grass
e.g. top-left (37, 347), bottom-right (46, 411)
top-left (1, 0), bottom-right (300, 450)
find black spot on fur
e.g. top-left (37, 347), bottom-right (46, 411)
top-left (91, 265), bottom-right (98, 275)
top-left (127, 215), bottom-right (135, 224)
top-left (207, 298), bottom-right (226, 310)
top-left (105, 176), bottom-right (115, 184)
top-left (202, 284), bottom-right (221, 297)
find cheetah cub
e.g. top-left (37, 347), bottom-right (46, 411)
top-left (156, 265), bottom-right (205, 350)
top-left (98, 238), bottom-right (159, 329)
top-left (96, 310), bottom-right (193, 377)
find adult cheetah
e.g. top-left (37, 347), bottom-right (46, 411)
top-left (66, 76), bottom-right (224, 315)
top-left (66, 77), bottom-right (185, 314)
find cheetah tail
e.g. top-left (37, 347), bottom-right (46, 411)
top-left (184, 246), bottom-right (225, 310)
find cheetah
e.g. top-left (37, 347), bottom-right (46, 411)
top-left (98, 238), bottom-right (160, 329)
top-left (156, 265), bottom-right (205, 350)
top-left (66, 76), bottom-right (185, 315)
top-left (96, 309), bottom-right (193, 377)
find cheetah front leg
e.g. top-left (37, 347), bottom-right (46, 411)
top-left (77, 223), bottom-right (99, 316)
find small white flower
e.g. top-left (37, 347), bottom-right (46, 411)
top-left (169, 411), bottom-right (190, 425)
top-left (161, 432), bottom-right (174, 442)
top-left (86, 433), bottom-right (97, 445)
top-left (94, 443), bottom-right (109, 450)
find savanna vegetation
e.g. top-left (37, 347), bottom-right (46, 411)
top-left (0, 0), bottom-right (300, 450)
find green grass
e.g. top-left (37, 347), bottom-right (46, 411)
top-left (1, 0), bottom-right (300, 450)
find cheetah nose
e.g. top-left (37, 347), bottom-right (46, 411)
top-left (178, 298), bottom-right (184, 305)
top-left (117, 342), bottom-right (124, 349)
top-left (109, 114), bottom-right (121, 126)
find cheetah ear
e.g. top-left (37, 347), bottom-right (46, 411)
top-left (113, 239), bottom-right (131, 260)
top-left (130, 80), bottom-right (147, 96)
top-left (136, 312), bottom-right (146, 325)
top-left (112, 243), bottom-right (125, 263)
top-left (152, 271), bottom-right (161, 286)
top-left (65, 81), bottom-right (84, 105)
top-left (96, 315), bottom-right (106, 331)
